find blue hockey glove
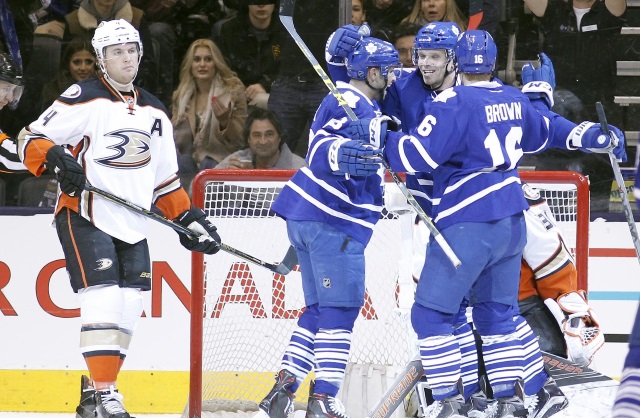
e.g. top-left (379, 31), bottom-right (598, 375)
top-left (522, 53), bottom-right (555, 110)
top-left (570, 122), bottom-right (627, 162)
top-left (328, 139), bottom-right (382, 177)
top-left (522, 53), bottom-right (556, 88)
top-left (348, 116), bottom-right (399, 149)
top-left (175, 206), bottom-right (221, 254)
top-left (326, 24), bottom-right (367, 58)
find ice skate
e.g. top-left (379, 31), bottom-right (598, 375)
top-left (305, 380), bottom-right (349, 418)
top-left (464, 376), bottom-right (497, 418)
top-left (74, 375), bottom-right (96, 418)
top-left (258, 369), bottom-right (296, 418)
top-left (526, 377), bottom-right (568, 418)
top-left (495, 380), bottom-right (527, 418)
top-left (95, 386), bottom-right (130, 418)
top-left (423, 393), bottom-right (467, 418)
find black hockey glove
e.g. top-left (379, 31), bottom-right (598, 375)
top-left (174, 206), bottom-right (221, 254)
top-left (46, 145), bottom-right (86, 196)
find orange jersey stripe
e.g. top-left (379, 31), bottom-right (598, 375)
top-left (519, 260), bottom-right (577, 301)
top-left (155, 187), bottom-right (191, 220)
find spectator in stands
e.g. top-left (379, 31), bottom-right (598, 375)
top-left (217, 0), bottom-right (281, 111)
top-left (401, 0), bottom-right (467, 30)
top-left (366, 0), bottom-right (414, 40)
top-left (268, 0), bottom-right (339, 156)
top-left (522, 0), bottom-right (625, 125)
top-left (41, 36), bottom-right (96, 111)
top-left (520, 0), bottom-right (625, 212)
top-left (172, 38), bottom-right (247, 184)
top-left (63, 0), bottom-right (157, 93)
top-left (392, 21), bottom-right (421, 68)
top-left (352, 0), bottom-right (368, 25)
top-left (216, 108), bottom-right (306, 169)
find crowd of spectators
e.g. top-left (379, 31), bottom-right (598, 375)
top-left (0, 0), bottom-right (637, 211)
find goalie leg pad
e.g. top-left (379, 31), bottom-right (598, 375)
top-left (519, 296), bottom-right (567, 357)
top-left (544, 291), bottom-right (605, 366)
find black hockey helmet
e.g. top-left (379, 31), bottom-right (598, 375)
top-left (0, 51), bottom-right (22, 86)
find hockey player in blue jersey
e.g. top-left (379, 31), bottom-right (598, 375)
top-left (330, 22), bottom-right (563, 416)
top-left (612, 178), bottom-right (640, 416)
top-left (254, 37), bottom-right (399, 418)
top-left (350, 30), bottom-right (626, 418)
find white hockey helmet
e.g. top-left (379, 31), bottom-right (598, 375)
top-left (92, 19), bottom-right (143, 73)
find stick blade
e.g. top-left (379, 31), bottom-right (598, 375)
top-left (279, 0), bottom-right (296, 17)
top-left (274, 245), bottom-right (298, 275)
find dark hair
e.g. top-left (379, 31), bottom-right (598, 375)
top-left (59, 36), bottom-right (95, 73)
top-left (244, 107), bottom-right (282, 143)
top-left (392, 21), bottom-right (421, 43)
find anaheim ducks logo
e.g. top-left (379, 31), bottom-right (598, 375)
top-left (95, 128), bottom-right (151, 168)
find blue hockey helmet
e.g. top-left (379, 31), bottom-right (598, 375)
top-left (454, 30), bottom-right (497, 74)
top-left (412, 21), bottom-right (461, 65)
top-left (346, 37), bottom-right (400, 81)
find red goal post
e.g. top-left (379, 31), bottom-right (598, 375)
top-left (186, 169), bottom-right (590, 418)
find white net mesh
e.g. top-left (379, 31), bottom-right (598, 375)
top-left (187, 170), bottom-right (589, 418)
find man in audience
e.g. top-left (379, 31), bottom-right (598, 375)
top-left (216, 108), bottom-right (306, 169)
top-left (217, 0), bottom-right (281, 110)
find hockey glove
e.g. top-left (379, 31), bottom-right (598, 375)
top-left (522, 53), bottom-right (556, 89)
top-left (45, 145), bottom-right (86, 196)
top-left (348, 116), bottom-right (399, 149)
top-left (175, 206), bottom-right (221, 254)
top-left (544, 290), bottom-right (605, 366)
top-left (328, 139), bottom-right (382, 177)
top-left (326, 24), bottom-right (369, 59)
top-left (569, 122), bottom-right (627, 162)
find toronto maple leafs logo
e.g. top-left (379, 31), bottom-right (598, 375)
top-left (95, 128), bottom-right (151, 169)
top-left (433, 87), bottom-right (457, 103)
top-left (365, 42), bottom-right (378, 54)
top-left (341, 90), bottom-right (361, 109)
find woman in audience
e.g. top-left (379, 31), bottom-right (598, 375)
top-left (401, 0), bottom-right (467, 30)
top-left (41, 36), bottom-right (97, 111)
top-left (171, 38), bottom-right (248, 182)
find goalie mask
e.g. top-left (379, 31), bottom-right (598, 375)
top-left (454, 30), bottom-right (497, 74)
top-left (92, 19), bottom-right (143, 88)
top-left (346, 37), bottom-right (400, 81)
top-left (0, 52), bottom-right (23, 109)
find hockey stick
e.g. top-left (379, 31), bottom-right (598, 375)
top-left (84, 183), bottom-right (298, 275)
top-left (367, 354), bottom-right (424, 418)
top-left (279, 0), bottom-right (461, 268)
top-left (595, 102), bottom-right (640, 263)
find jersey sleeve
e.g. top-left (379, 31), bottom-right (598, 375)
top-left (18, 96), bottom-right (93, 175)
top-left (383, 90), bottom-right (461, 174)
top-left (306, 85), bottom-right (377, 180)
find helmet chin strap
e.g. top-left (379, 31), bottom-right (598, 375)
top-left (99, 56), bottom-right (140, 92)
top-left (423, 59), bottom-right (455, 91)
top-left (365, 71), bottom-right (388, 96)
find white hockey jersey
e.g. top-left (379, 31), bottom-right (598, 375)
top-left (19, 77), bottom-right (186, 244)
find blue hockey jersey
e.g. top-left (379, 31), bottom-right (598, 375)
top-left (384, 81), bottom-right (569, 230)
top-left (271, 81), bottom-right (385, 246)
top-left (383, 68), bottom-right (441, 217)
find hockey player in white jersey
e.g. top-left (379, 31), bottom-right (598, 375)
top-left (17, 20), bottom-right (221, 418)
top-left (0, 51), bottom-right (27, 173)
top-left (350, 30), bottom-right (626, 418)
top-left (255, 37), bottom-right (398, 418)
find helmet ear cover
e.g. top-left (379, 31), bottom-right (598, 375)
top-left (346, 37), bottom-right (400, 81)
top-left (454, 30), bottom-right (497, 74)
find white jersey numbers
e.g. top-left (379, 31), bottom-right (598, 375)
top-left (484, 127), bottom-right (523, 170)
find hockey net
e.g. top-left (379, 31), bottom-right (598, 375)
top-left (185, 169), bottom-right (590, 418)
